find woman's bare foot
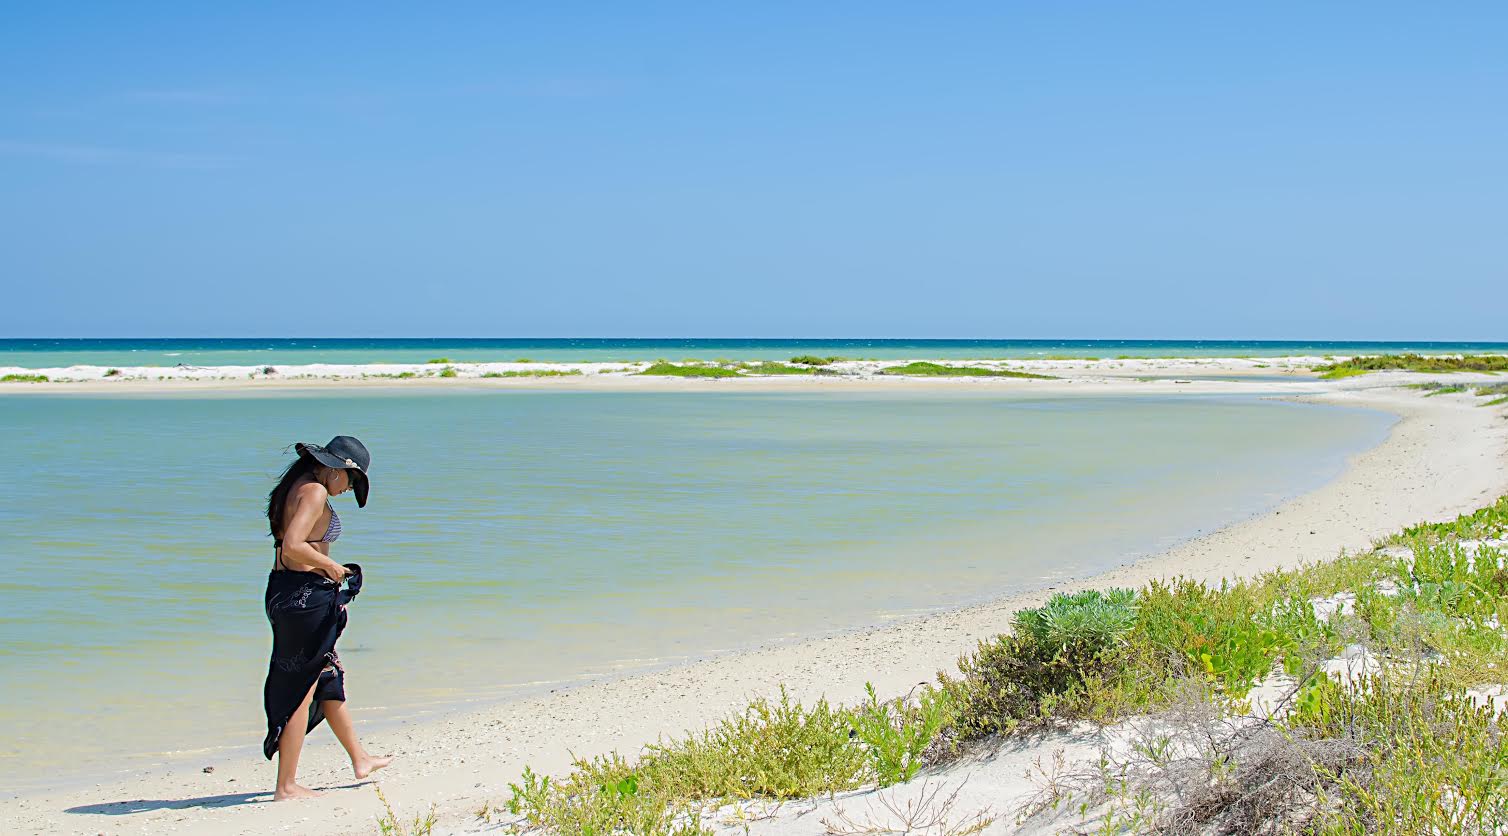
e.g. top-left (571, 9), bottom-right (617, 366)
top-left (274, 782), bottom-right (321, 801)
top-left (353, 754), bottom-right (394, 780)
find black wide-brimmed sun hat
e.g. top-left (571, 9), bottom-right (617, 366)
top-left (295, 435), bottom-right (371, 508)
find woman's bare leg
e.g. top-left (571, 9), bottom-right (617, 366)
top-left (274, 682), bottom-right (320, 800)
top-left (321, 699), bottom-right (393, 779)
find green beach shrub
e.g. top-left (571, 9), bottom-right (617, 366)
top-left (506, 759), bottom-right (710, 836)
top-left (637, 362), bottom-right (741, 378)
top-left (438, 366), bottom-right (458, 378)
top-left (738, 361), bottom-right (834, 376)
top-left (788, 355), bottom-right (835, 366)
top-left (1, 373), bottom-right (49, 383)
top-left (943, 588), bottom-right (1142, 739)
top-left (1015, 588), bottom-right (1139, 659)
top-left (497, 683), bottom-right (959, 831)
top-left (426, 357), bottom-right (452, 364)
top-left (1314, 353), bottom-right (1508, 377)
top-left (104, 368), bottom-right (122, 377)
top-left (642, 688), bottom-right (866, 800)
top-left (879, 361), bottom-right (1053, 379)
top-left (847, 683), bottom-right (952, 787)
top-left (503, 687), bottom-right (863, 833)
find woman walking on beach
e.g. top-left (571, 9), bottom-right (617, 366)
top-left (263, 435), bottom-right (392, 800)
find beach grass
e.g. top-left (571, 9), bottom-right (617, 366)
top-left (637, 362), bottom-right (741, 379)
top-left (1314, 353), bottom-right (1508, 378)
top-left (789, 355), bottom-right (842, 366)
top-left (104, 368), bottom-right (121, 377)
top-left (375, 786), bottom-right (436, 836)
top-left (879, 361), bottom-right (1053, 379)
top-left (426, 357), bottom-right (453, 364)
top-left (1, 374), bottom-right (49, 383)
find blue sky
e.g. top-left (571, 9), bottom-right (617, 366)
top-left (2, 3), bottom-right (1505, 339)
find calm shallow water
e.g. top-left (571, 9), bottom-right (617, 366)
top-left (3, 337), bottom-right (1504, 368)
top-left (0, 389), bottom-right (1392, 789)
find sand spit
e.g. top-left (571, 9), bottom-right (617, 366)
top-left (0, 354), bottom-right (1375, 390)
top-left (2, 382), bottom-right (1505, 835)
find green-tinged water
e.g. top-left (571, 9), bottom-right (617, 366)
top-left (0, 389), bottom-right (1392, 791)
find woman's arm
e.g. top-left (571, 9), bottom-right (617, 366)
top-left (278, 481), bottom-right (348, 581)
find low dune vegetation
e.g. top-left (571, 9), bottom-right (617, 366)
top-left (737, 361), bottom-right (839, 376)
top-left (487, 496), bottom-right (1508, 834)
top-left (1, 373), bottom-right (49, 383)
top-left (879, 361), bottom-right (1053, 379)
top-left (636, 361), bottom-right (742, 379)
top-left (482, 369), bottom-right (584, 378)
top-left (1480, 383), bottom-right (1508, 406)
top-left (1409, 381), bottom-right (1508, 404)
top-left (1315, 353), bottom-right (1508, 378)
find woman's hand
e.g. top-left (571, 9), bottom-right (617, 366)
top-left (323, 563), bottom-right (351, 583)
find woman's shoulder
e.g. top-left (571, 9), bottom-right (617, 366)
top-left (291, 479), bottom-right (329, 503)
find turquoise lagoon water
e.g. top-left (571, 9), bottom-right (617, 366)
top-left (0, 388), bottom-right (1393, 789)
top-left (3, 337), bottom-right (1505, 368)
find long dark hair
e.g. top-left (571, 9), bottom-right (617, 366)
top-left (267, 454), bottom-right (320, 539)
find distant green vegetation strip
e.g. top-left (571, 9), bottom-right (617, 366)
top-left (879, 361), bottom-right (1053, 379)
top-left (1316, 366), bottom-right (1370, 380)
top-left (1, 374), bottom-right (48, 383)
top-left (738, 361), bottom-right (837, 376)
top-left (482, 369), bottom-right (584, 378)
top-left (1408, 381), bottom-right (1508, 404)
top-left (636, 362), bottom-right (741, 378)
top-left (1315, 353), bottom-right (1508, 378)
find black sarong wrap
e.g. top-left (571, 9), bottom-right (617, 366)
top-left (262, 563), bottom-right (362, 759)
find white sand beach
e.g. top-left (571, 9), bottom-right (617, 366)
top-left (2, 372), bottom-right (1506, 835)
top-left (0, 354), bottom-right (1345, 392)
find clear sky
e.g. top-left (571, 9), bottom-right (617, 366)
top-left (2, 3), bottom-right (1504, 339)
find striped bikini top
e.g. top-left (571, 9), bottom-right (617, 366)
top-left (317, 504), bottom-right (342, 543)
top-left (272, 503), bottom-right (341, 569)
